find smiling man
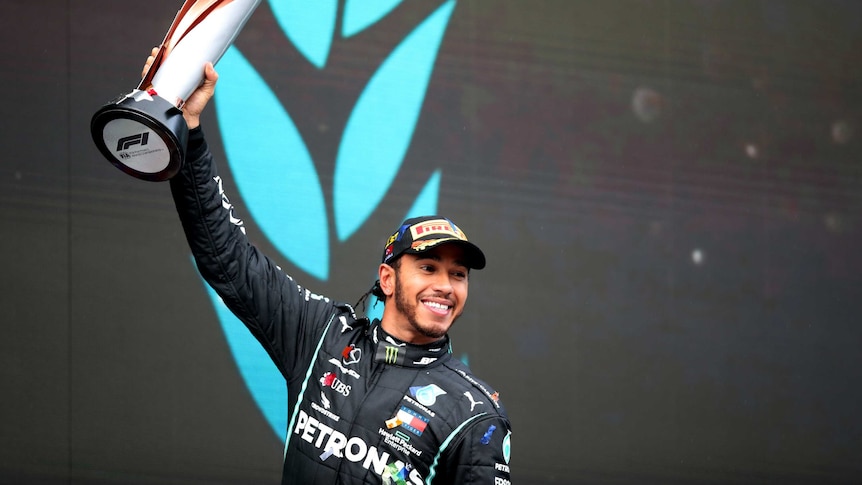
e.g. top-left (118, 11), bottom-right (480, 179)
top-left (376, 217), bottom-right (480, 344)
top-left (156, 55), bottom-right (513, 484)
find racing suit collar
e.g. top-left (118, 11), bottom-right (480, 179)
top-left (370, 320), bottom-right (451, 368)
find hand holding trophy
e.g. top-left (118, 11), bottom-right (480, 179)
top-left (91, 0), bottom-right (261, 181)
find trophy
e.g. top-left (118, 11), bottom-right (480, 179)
top-left (91, 0), bottom-right (261, 181)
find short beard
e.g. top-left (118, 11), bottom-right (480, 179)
top-left (393, 270), bottom-right (455, 340)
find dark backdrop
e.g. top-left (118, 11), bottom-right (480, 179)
top-left (1, 0), bottom-right (861, 484)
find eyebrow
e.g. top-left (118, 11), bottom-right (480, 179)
top-left (415, 253), bottom-right (469, 270)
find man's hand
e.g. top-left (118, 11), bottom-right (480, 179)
top-left (141, 46), bottom-right (218, 130)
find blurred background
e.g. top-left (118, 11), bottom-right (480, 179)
top-left (1, 0), bottom-right (861, 483)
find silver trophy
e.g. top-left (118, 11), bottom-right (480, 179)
top-left (91, 0), bottom-right (261, 181)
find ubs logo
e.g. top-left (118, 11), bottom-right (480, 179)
top-left (199, 0), bottom-right (458, 441)
top-left (320, 372), bottom-right (351, 397)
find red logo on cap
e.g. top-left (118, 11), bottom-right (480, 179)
top-left (414, 222), bottom-right (452, 236)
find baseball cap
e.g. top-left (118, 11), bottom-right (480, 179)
top-left (381, 216), bottom-right (486, 270)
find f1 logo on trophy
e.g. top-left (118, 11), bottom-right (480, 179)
top-left (91, 0), bottom-right (261, 181)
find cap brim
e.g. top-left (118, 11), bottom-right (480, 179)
top-left (406, 237), bottom-right (486, 269)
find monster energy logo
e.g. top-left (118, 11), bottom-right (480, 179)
top-left (385, 346), bottom-right (400, 364)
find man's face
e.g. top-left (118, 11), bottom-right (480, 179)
top-left (388, 244), bottom-right (470, 344)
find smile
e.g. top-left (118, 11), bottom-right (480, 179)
top-left (422, 300), bottom-right (452, 315)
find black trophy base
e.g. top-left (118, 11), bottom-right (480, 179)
top-left (91, 90), bottom-right (188, 182)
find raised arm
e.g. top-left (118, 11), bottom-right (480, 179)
top-left (154, 57), bottom-right (336, 378)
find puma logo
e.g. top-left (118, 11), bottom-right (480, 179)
top-left (464, 391), bottom-right (483, 412)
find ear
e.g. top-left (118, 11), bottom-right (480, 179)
top-left (378, 263), bottom-right (396, 297)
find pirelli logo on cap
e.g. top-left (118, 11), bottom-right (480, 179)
top-left (410, 219), bottom-right (467, 241)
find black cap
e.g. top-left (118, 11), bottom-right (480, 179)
top-left (381, 216), bottom-right (486, 270)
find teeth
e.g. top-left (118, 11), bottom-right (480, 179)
top-left (424, 301), bottom-right (449, 311)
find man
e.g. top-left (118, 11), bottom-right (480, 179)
top-left (154, 54), bottom-right (513, 484)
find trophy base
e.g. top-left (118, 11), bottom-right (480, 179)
top-left (91, 90), bottom-right (188, 182)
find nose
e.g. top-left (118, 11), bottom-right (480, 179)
top-left (430, 271), bottom-right (454, 295)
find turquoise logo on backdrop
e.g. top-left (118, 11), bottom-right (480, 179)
top-left (199, 0), bottom-right (457, 441)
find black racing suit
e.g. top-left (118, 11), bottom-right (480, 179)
top-left (170, 127), bottom-right (513, 484)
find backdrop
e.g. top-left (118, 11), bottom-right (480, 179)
top-left (1, 0), bottom-right (861, 484)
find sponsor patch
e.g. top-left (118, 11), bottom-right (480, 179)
top-left (409, 219), bottom-right (465, 240)
top-left (409, 384), bottom-right (446, 407)
top-left (480, 424), bottom-right (496, 445)
top-left (342, 344), bottom-right (362, 365)
top-left (386, 406), bottom-right (430, 436)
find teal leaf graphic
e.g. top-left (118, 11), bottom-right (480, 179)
top-left (343, 0), bottom-right (405, 37)
top-left (409, 169), bottom-right (442, 220)
top-left (365, 169), bottom-right (441, 322)
top-left (214, 46), bottom-right (330, 280)
top-left (333, 0), bottom-right (457, 242)
top-left (200, 274), bottom-right (287, 441)
top-left (268, 0), bottom-right (337, 68)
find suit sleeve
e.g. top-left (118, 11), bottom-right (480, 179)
top-left (436, 415), bottom-right (513, 484)
top-left (169, 126), bottom-right (335, 379)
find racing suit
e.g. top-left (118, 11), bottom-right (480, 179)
top-left (169, 127), bottom-right (514, 484)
